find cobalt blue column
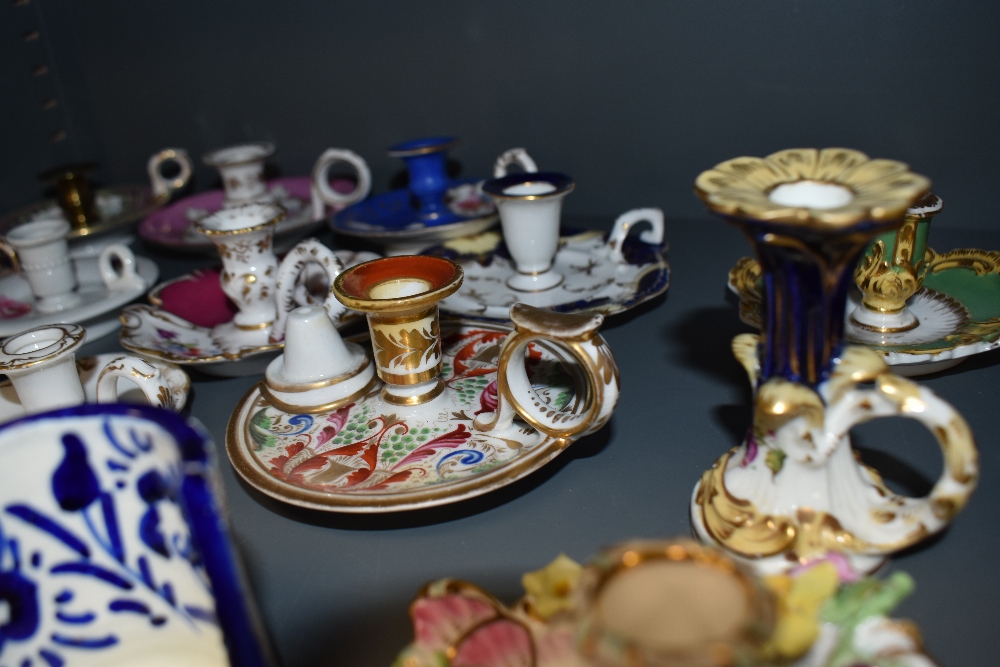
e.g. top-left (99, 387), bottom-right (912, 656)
top-left (388, 136), bottom-right (459, 221)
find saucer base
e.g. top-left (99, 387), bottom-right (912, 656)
top-left (507, 270), bottom-right (564, 293)
top-left (226, 319), bottom-right (590, 512)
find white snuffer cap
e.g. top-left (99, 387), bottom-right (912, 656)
top-left (263, 306), bottom-right (376, 412)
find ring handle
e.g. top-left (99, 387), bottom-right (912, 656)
top-left (271, 238), bottom-right (348, 342)
top-left (99, 244), bottom-right (144, 291)
top-left (95, 355), bottom-right (173, 409)
top-left (474, 303), bottom-right (619, 439)
top-left (828, 365), bottom-right (979, 554)
top-left (493, 147), bottom-right (538, 178)
top-left (606, 208), bottom-right (665, 263)
top-left (310, 148), bottom-right (372, 219)
top-left (147, 148), bottom-right (193, 200)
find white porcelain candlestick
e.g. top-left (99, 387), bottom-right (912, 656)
top-left (1, 218), bottom-right (80, 312)
top-left (0, 324), bottom-right (86, 412)
top-left (202, 142), bottom-right (275, 205)
top-left (0, 324), bottom-right (173, 414)
top-left (197, 202), bottom-right (284, 334)
top-left (481, 172), bottom-right (575, 292)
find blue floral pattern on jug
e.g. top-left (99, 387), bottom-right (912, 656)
top-left (0, 404), bottom-right (273, 667)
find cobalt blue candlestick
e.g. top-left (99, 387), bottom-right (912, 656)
top-left (738, 222), bottom-right (874, 387)
top-left (388, 136), bottom-right (460, 220)
top-left (693, 148), bottom-right (932, 389)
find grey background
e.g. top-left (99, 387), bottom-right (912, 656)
top-left (3, 0), bottom-right (1000, 230)
top-left (83, 220), bottom-right (1000, 667)
top-left (4, 1), bottom-right (1000, 665)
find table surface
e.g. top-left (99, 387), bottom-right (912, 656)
top-left (82, 216), bottom-right (1000, 667)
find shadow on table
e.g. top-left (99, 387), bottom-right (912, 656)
top-left (600, 290), bottom-right (668, 332)
top-left (920, 346), bottom-right (1000, 377)
top-left (238, 420), bottom-right (615, 531)
top-left (664, 303), bottom-right (755, 444)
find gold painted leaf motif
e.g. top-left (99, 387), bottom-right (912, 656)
top-left (371, 320), bottom-right (440, 371)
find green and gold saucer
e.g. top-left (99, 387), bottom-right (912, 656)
top-left (729, 248), bottom-right (1000, 375)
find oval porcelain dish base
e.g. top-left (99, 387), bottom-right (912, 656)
top-left (226, 320), bottom-right (591, 512)
top-left (0, 257), bottom-right (158, 337)
top-left (330, 179), bottom-right (499, 251)
top-left (888, 357), bottom-right (966, 377)
top-left (0, 185), bottom-right (160, 240)
top-left (432, 229), bottom-right (670, 320)
top-left (138, 176), bottom-right (327, 252)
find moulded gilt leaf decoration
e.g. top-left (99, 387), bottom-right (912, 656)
top-left (695, 148), bottom-right (931, 227)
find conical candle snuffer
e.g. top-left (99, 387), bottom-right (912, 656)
top-left (261, 305), bottom-right (376, 413)
top-left (689, 148), bottom-right (978, 575)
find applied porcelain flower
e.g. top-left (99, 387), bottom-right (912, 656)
top-left (761, 561), bottom-right (840, 660)
top-left (521, 554), bottom-right (583, 620)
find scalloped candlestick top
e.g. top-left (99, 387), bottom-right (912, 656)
top-left (696, 149), bottom-right (931, 387)
top-left (694, 147), bottom-right (930, 228)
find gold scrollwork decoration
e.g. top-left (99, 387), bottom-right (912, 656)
top-left (854, 239), bottom-right (920, 313)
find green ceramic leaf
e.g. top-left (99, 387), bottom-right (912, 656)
top-left (765, 448), bottom-right (786, 475)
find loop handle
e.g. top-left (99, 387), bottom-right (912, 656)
top-left (829, 370), bottom-right (979, 553)
top-left (606, 208), bottom-right (665, 263)
top-left (310, 148), bottom-right (372, 220)
top-left (493, 147), bottom-right (538, 178)
top-left (474, 303), bottom-right (619, 439)
top-left (99, 244), bottom-right (144, 291)
top-left (95, 355), bottom-right (174, 409)
top-left (147, 148), bottom-right (193, 200)
top-left (271, 238), bottom-right (348, 342)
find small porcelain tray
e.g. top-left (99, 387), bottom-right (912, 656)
top-left (428, 226), bottom-right (669, 321)
top-left (226, 319), bottom-right (588, 512)
top-left (139, 176), bottom-right (347, 252)
top-left (330, 179), bottom-right (499, 254)
top-left (119, 250), bottom-right (376, 376)
top-left (1, 184), bottom-right (162, 241)
top-left (394, 555), bottom-right (938, 667)
top-left (729, 248), bottom-right (1000, 375)
top-left (0, 257), bottom-right (157, 339)
top-left (0, 352), bottom-right (189, 422)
